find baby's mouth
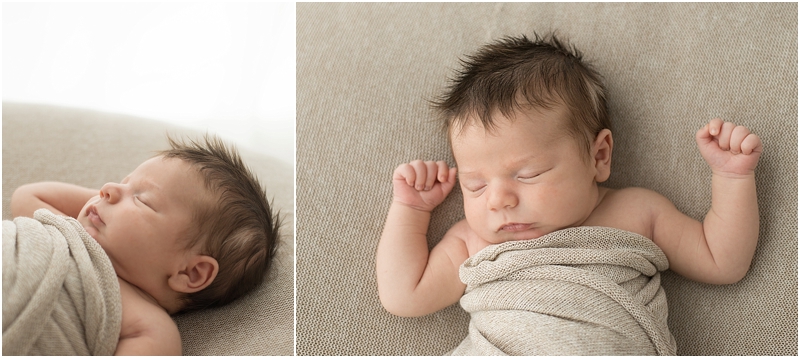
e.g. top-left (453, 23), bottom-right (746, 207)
top-left (87, 205), bottom-right (104, 227)
top-left (498, 223), bottom-right (532, 232)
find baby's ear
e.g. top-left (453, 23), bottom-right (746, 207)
top-left (592, 129), bottom-right (613, 182)
top-left (168, 255), bottom-right (219, 294)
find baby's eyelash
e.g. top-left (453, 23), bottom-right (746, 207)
top-left (465, 184), bottom-right (486, 193)
top-left (519, 168), bottom-right (550, 180)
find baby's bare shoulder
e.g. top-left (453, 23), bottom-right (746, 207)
top-left (117, 279), bottom-right (182, 355)
top-left (602, 186), bottom-right (673, 209)
top-left (434, 219), bottom-right (473, 262)
top-left (592, 187), bottom-right (677, 239)
top-left (444, 219), bottom-right (494, 258)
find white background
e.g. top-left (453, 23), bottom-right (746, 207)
top-left (3, 2), bottom-right (296, 165)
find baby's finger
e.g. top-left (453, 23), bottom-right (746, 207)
top-left (707, 118), bottom-right (724, 136)
top-left (436, 161), bottom-right (450, 183)
top-left (716, 121), bottom-right (736, 150)
top-left (439, 167), bottom-right (459, 196)
top-left (696, 125), bottom-right (712, 144)
top-left (423, 161), bottom-right (438, 191)
top-left (393, 163), bottom-right (417, 187)
top-left (728, 125), bottom-right (750, 154)
top-left (409, 160), bottom-right (428, 190)
top-left (740, 133), bottom-right (763, 155)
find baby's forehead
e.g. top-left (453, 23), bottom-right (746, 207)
top-left (131, 157), bottom-right (212, 200)
top-left (450, 106), bottom-right (571, 139)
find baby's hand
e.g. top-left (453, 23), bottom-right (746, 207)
top-left (392, 160), bottom-right (457, 212)
top-left (696, 118), bottom-right (763, 178)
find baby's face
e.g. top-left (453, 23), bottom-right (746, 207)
top-left (452, 107), bottom-right (602, 244)
top-left (77, 156), bottom-right (209, 290)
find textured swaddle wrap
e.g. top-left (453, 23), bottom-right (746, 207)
top-left (451, 226), bottom-right (676, 356)
top-left (3, 209), bottom-right (122, 355)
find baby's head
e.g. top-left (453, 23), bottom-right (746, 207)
top-left (77, 135), bottom-right (280, 313)
top-left (434, 34), bottom-right (613, 244)
top-left (435, 33), bottom-right (609, 156)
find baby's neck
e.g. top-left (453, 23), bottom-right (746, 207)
top-left (117, 276), bottom-right (182, 314)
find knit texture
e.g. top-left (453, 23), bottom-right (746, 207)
top-left (296, 3), bottom-right (796, 355)
top-left (452, 227), bottom-right (675, 355)
top-left (2, 209), bottom-right (122, 355)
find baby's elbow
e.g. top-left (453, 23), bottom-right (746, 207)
top-left (379, 299), bottom-right (412, 318)
top-left (10, 185), bottom-right (32, 218)
top-left (709, 265), bottom-right (750, 285)
top-left (378, 295), bottom-right (426, 318)
top-left (722, 267), bottom-right (749, 285)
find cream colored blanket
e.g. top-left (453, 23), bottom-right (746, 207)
top-left (3, 209), bottom-right (121, 355)
top-left (451, 226), bottom-right (676, 356)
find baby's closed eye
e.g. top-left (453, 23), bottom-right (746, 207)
top-left (134, 195), bottom-right (153, 209)
top-left (517, 168), bottom-right (550, 182)
top-left (461, 181), bottom-right (486, 193)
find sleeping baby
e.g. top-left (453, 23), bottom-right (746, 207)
top-left (376, 34), bottom-right (762, 355)
top-left (5, 135), bottom-right (281, 355)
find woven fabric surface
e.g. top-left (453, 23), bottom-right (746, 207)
top-left (296, 3), bottom-right (797, 355)
top-left (2, 102), bottom-right (295, 355)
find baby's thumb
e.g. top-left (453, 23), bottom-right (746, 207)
top-left (695, 125), bottom-right (712, 144)
top-left (440, 168), bottom-right (458, 194)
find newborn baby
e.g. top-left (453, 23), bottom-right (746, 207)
top-left (376, 34), bottom-right (762, 329)
top-left (9, 136), bottom-right (281, 355)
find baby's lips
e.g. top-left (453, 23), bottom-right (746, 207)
top-left (87, 205), bottom-right (105, 226)
top-left (497, 223), bottom-right (532, 232)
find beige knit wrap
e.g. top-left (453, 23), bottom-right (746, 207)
top-left (451, 226), bottom-right (676, 355)
top-left (2, 209), bottom-right (122, 355)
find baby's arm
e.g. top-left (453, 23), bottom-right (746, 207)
top-left (10, 182), bottom-right (98, 218)
top-left (652, 118), bottom-right (762, 284)
top-left (376, 160), bottom-right (468, 317)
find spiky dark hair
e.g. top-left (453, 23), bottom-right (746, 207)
top-left (158, 134), bottom-right (281, 313)
top-left (433, 33), bottom-right (610, 156)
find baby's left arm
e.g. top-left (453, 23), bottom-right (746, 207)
top-left (11, 182), bottom-right (97, 218)
top-left (651, 118), bottom-right (762, 284)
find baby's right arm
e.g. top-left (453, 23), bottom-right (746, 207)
top-left (11, 182), bottom-right (97, 218)
top-left (376, 160), bottom-right (469, 317)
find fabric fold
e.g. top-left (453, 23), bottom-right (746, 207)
top-left (3, 209), bottom-right (122, 355)
top-left (451, 226), bottom-right (676, 356)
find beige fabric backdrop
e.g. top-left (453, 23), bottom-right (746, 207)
top-left (2, 103), bottom-right (295, 355)
top-left (296, 3), bottom-right (797, 355)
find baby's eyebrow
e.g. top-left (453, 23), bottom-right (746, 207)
top-left (138, 178), bottom-right (161, 192)
top-left (457, 169), bottom-right (479, 178)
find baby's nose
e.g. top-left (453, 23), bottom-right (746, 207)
top-left (487, 185), bottom-right (519, 210)
top-left (99, 182), bottom-right (122, 203)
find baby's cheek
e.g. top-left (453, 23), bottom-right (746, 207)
top-left (462, 207), bottom-right (482, 231)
